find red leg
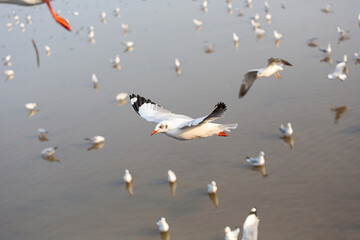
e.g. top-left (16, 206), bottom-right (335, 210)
top-left (43, 0), bottom-right (71, 31)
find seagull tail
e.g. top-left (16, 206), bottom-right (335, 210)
top-left (222, 124), bottom-right (238, 132)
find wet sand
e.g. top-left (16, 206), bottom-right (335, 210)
top-left (1, 0), bottom-right (360, 240)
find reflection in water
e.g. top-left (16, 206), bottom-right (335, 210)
top-left (275, 39), bottom-right (282, 48)
top-left (169, 182), bottom-right (177, 196)
top-left (280, 135), bottom-right (294, 150)
top-left (204, 44), bottom-right (214, 54)
top-left (307, 37), bottom-right (318, 47)
top-left (252, 166), bottom-right (268, 178)
top-left (42, 155), bottom-right (60, 162)
top-left (87, 142), bottom-right (105, 151)
top-left (38, 135), bottom-right (49, 142)
top-left (320, 56), bottom-right (333, 65)
top-left (126, 182), bottom-right (133, 196)
top-left (208, 193), bottom-right (219, 208)
top-left (117, 100), bottom-right (128, 106)
top-left (337, 36), bottom-right (350, 45)
top-left (124, 46), bottom-right (134, 53)
top-left (160, 231), bottom-right (170, 240)
top-left (331, 106), bottom-right (348, 124)
top-left (27, 109), bottom-right (39, 117)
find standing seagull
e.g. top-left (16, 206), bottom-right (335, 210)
top-left (224, 226), bottom-right (240, 240)
top-left (129, 94), bottom-right (238, 141)
top-left (0, 0), bottom-right (71, 31)
top-left (246, 152), bottom-right (265, 167)
top-left (156, 217), bottom-right (169, 232)
top-left (279, 122), bottom-right (293, 136)
top-left (242, 208), bottom-right (260, 240)
top-left (239, 58), bottom-right (292, 98)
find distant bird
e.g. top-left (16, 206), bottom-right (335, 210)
top-left (202, 0), bottom-right (208, 12)
top-left (227, 2), bottom-right (232, 14)
top-left (114, 7), bottom-right (121, 18)
top-left (100, 11), bottom-right (107, 23)
top-left (273, 30), bottom-right (282, 40)
top-left (239, 58), bottom-right (293, 98)
top-left (207, 181), bottom-right (217, 194)
top-left (3, 69), bottom-right (14, 80)
top-left (174, 58), bottom-right (181, 76)
top-left (41, 146), bottom-right (57, 157)
top-left (73, 11), bottom-right (79, 16)
top-left (116, 92), bottom-right (129, 103)
top-left (85, 135), bottom-right (105, 144)
top-left (242, 208), bottom-right (260, 240)
top-left (44, 45), bottom-right (51, 56)
top-left (37, 128), bottom-right (48, 137)
top-left (281, 1), bottom-right (286, 9)
top-left (110, 55), bottom-right (121, 70)
top-left (233, 32), bottom-right (239, 44)
top-left (245, 0), bottom-right (253, 8)
top-left (250, 13), bottom-right (259, 21)
top-left (254, 27), bottom-right (265, 36)
top-left (121, 23), bottom-right (129, 34)
top-left (91, 73), bottom-right (98, 89)
top-left (26, 14), bottom-right (32, 24)
top-left (168, 170), bottom-right (177, 183)
top-left (355, 52), bottom-right (360, 65)
top-left (306, 37), bottom-right (318, 47)
top-left (123, 169), bottom-right (132, 183)
top-left (266, 13), bottom-right (271, 23)
top-left (156, 217), bottom-right (169, 232)
top-left (0, 0), bottom-right (71, 31)
top-left (264, 0), bottom-right (269, 13)
top-left (331, 106), bottom-right (348, 124)
top-left (321, 4), bottom-right (332, 13)
top-left (25, 102), bottom-right (37, 111)
top-left (123, 41), bottom-right (134, 48)
top-left (205, 44), bottom-right (214, 54)
top-left (193, 19), bottom-right (203, 30)
top-left (250, 19), bottom-right (261, 29)
top-left (3, 54), bottom-right (12, 66)
top-left (88, 26), bottom-right (95, 43)
top-left (246, 152), bottom-right (265, 167)
top-left (279, 122), bottom-right (293, 136)
top-left (327, 55), bottom-right (348, 81)
top-left (129, 94), bottom-right (238, 140)
top-left (337, 27), bottom-right (349, 37)
top-left (224, 226), bottom-right (240, 240)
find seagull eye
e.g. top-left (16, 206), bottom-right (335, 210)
top-left (159, 125), bottom-right (163, 129)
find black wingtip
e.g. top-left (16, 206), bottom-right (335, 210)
top-left (129, 94), bottom-right (156, 115)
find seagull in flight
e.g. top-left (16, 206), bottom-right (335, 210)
top-left (129, 94), bottom-right (238, 141)
top-left (239, 58), bottom-right (292, 98)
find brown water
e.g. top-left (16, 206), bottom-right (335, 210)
top-left (1, 1), bottom-right (360, 240)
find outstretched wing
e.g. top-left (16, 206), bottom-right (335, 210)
top-left (129, 94), bottom-right (182, 123)
top-left (178, 102), bottom-right (227, 128)
top-left (268, 57), bottom-right (292, 66)
top-left (239, 71), bottom-right (259, 98)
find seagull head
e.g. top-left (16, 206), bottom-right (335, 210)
top-left (224, 226), bottom-right (231, 233)
top-left (259, 151), bottom-right (265, 156)
top-left (152, 121), bottom-right (169, 135)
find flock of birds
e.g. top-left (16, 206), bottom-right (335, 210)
top-left (1, 0), bottom-right (359, 239)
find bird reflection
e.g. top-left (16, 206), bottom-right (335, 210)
top-left (331, 106), bottom-right (348, 124)
top-left (251, 166), bottom-right (268, 178)
top-left (337, 36), bottom-right (350, 45)
top-left (124, 47), bottom-right (134, 53)
top-left (5, 74), bottom-right (14, 81)
top-left (307, 37), bottom-right (318, 47)
top-left (275, 39), bottom-right (282, 48)
top-left (169, 182), bottom-right (177, 196)
top-left (160, 231), bottom-right (170, 240)
top-left (117, 100), bottom-right (128, 106)
top-left (87, 142), bottom-right (105, 151)
top-left (204, 44), bottom-right (214, 54)
top-left (28, 109), bottom-right (39, 117)
top-left (175, 68), bottom-right (181, 76)
top-left (320, 56), bottom-right (333, 65)
top-left (208, 193), bottom-right (219, 208)
top-left (38, 135), bottom-right (49, 142)
top-left (280, 135), bottom-right (294, 150)
top-left (356, 59), bottom-right (360, 66)
top-left (42, 155), bottom-right (60, 162)
top-left (126, 182), bottom-right (133, 196)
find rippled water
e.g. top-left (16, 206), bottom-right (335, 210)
top-left (1, 1), bottom-right (360, 240)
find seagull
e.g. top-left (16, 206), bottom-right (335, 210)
top-left (110, 55), bottom-right (121, 70)
top-left (100, 11), bottom-right (107, 23)
top-left (264, 0), bottom-right (269, 13)
top-left (273, 30), bottom-right (282, 40)
top-left (37, 128), bottom-right (48, 137)
top-left (4, 69), bottom-right (14, 80)
top-left (245, 0), bottom-right (253, 8)
top-left (156, 217), bottom-right (169, 232)
top-left (44, 45), bottom-right (51, 56)
top-left (321, 4), bottom-right (332, 13)
top-left (20, 22), bottom-right (25, 32)
top-left (91, 73), bottom-right (98, 89)
top-left (279, 122), bottom-right (293, 136)
top-left (239, 58), bottom-right (292, 98)
top-left (27, 14), bottom-right (32, 24)
top-left (85, 136), bottom-right (105, 144)
top-left (337, 27), bottom-right (349, 37)
top-left (123, 41), bottom-right (134, 48)
top-left (123, 169), bottom-right (132, 183)
top-left (224, 226), bottom-right (240, 240)
top-left (116, 92), bottom-right (129, 104)
top-left (242, 208), bottom-right (260, 240)
top-left (327, 55), bottom-right (348, 81)
top-left (129, 94), bottom-right (238, 141)
top-left (207, 181), bottom-right (217, 194)
top-left (25, 102), bottom-right (37, 111)
top-left (41, 146), bottom-right (57, 157)
top-left (233, 33), bottom-right (239, 45)
top-left (168, 170), bottom-right (177, 183)
top-left (0, 0), bottom-right (71, 31)
top-left (114, 7), bottom-right (121, 18)
top-left (193, 19), bottom-right (203, 31)
top-left (355, 52), bottom-right (360, 65)
top-left (254, 27), bottom-right (265, 37)
top-left (307, 37), bottom-right (318, 47)
top-left (202, 0), bottom-right (208, 12)
top-left (266, 13), bottom-right (271, 23)
top-left (121, 23), bottom-right (129, 34)
top-left (175, 58), bottom-right (181, 76)
top-left (246, 152), bottom-right (265, 167)
top-left (3, 54), bottom-right (11, 66)
top-left (250, 19), bottom-right (261, 29)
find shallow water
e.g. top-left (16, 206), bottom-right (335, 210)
top-left (1, 0), bottom-right (360, 240)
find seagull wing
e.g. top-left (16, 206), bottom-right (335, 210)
top-left (239, 70), bottom-right (259, 98)
top-left (178, 102), bottom-right (227, 128)
top-left (129, 94), bottom-right (190, 123)
top-left (268, 57), bottom-right (293, 66)
top-left (334, 62), bottom-right (346, 74)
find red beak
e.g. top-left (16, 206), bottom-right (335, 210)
top-left (151, 130), bottom-right (158, 136)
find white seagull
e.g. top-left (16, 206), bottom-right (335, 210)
top-left (168, 170), bottom-right (177, 183)
top-left (123, 41), bottom-right (134, 48)
top-left (224, 226), bottom-right (240, 240)
top-left (279, 122), bottom-right (293, 136)
top-left (85, 136), bottom-right (105, 144)
top-left (123, 169), bottom-right (132, 183)
top-left (327, 55), bottom-right (348, 82)
top-left (273, 30), bottom-right (282, 40)
top-left (4, 54), bottom-right (12, 66)
top-left (91, 73), bottom-right (98, 88)
top-left (239, 57), bottom-right (292, 98)
top-left (116, 92), bottom-right (129, 103)
top-left (246, 151), bottom-right (265, 167)
top-left (319, 44), bottom-right (331, 55)
top-left (233, 33), bottom-right (239, 44)
top-left (4, 69), bottom-right (14, 80)
top-left (175, 58), bottom-right (181, 76)
top-left (242, 208), bottom-right (260, 240)
top-left (207, 181), bottom-right (217, 194)
top-left (337, 27), bottom-right (349, 37)
top-left (110, 55), bottom-right (121, 70)
top-left (41, 146), bottom-right (57, 157)
top-left (25, 102), bottom-right (37, 111)
top-left (129, 94), bottom-right (238, 141)
top-left (156, 217), bottom-right (169, 232)
top-left (44, 45), bottom-right (51, 56)
top-left (37, 128), bottom-right (48, 137)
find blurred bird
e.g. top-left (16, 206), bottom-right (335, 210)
top-left (114, 7), bottom-right (121, 18)
top-left (44, 45), bottom-right (51, 56)
top-left (205, 44), bottom-right (214, 53)
top-left (110, 55), bottom-right (121, 70)
top-left (307, 37), bottom-right (318, 47)
top-left (3, 54), bottom-right (12, 66)
top-left (116, 92), bottom-right (129, 104)
top-left (202, 0), bottom-right (208, 12)
top-left (266, 13), bottom-right (271, 23)
top-left (25, 102), bottom-right (37, 111)
top-left (156, 217), bottom-right (169, 232)
top-left (319, 44), bottom-right (331, 55)
top-left (26, 14), bottom-right (32, 24)
top-left (207, 181), bottom-right (217, 194)
top-left (121, 23), bottom-right (129, 34)
top-left (264, 0), bottom-right (269, 13)
top-left (100, 11), bottom-right (107, 23)
top-left (239, 58), bottom-right (292, 98)
top-left (85, 135), bottom-right (105, 144)
top-left (246, 151), bottom-right (265, 167)
top-left (279, 122), bottom-right (293, 136)
top-left (41, 146), bottom-right (57, 157)
top-left (88, 26), bottom-right (95, 43)
top-left (242, 208), bottom-right (260, 240)
top-left (91, 73), bottom-right (98, 89)
top-left (354, 52), bottom-right (360, 65)
top-left (4, 69), bottom-right (14, 80)
top-left (321, 4), bottom-right (332, 13)
top-left (327, 55), bottom-right (348, 81)
top-left (123, 41), bottom-right (134, 52)
top-left (337, 26), bottom-right (349, 37)
top-left (233, 32), bottom-right (239, 45)
top-left (193, 19), bottom-right (203, 31)
top-left (168, 170), bottom-right (177, 183)
top-left (224, 226), bottom-right (240, 240)
top-left (273, 30), bottom-right (282, 40)
top-left (37, 128), bottom-right (48, 137)
top-left (174, 58), bottom-right (181, 76)
top-left (246, 0), bottom-right (253, 8)
top-left (250, 19), bottom-right (261, 29)
top-left (282, 1), bottom-right (286, 9)
top-left (331, 106), bottom-right (348, 124)
top-left (123, 169), bottom-right (132, 183)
